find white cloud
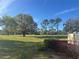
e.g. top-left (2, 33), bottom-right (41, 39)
top-left (0, 0), bottom-right (15, 16)
top-left (54, 8), bottom-right (78, 16)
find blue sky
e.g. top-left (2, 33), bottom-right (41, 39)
top-left (0, 0), bottom-right (79, 30)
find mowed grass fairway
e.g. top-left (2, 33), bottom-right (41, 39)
top-left (0, 35), bottom-right (67, 59)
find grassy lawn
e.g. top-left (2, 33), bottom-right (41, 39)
top-left (0, 35), bottom-right (67, 59)
top-left (0, 35), bottom-right (47, 59)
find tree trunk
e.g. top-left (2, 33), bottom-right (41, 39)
top-left (22, 31), bottom-right (26, 37)
top-left (56, 24), bottom-right (59, 34)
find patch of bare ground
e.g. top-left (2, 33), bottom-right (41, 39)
top-left (46, 50), bottom-right (78, 59)
top-left (40, 46), bottom-right (79, 59)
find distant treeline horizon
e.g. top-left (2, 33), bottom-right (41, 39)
top-left (0, 13), bottom-right (79, 36)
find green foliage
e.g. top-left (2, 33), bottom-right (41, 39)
top-left (49, 19), bottom-right (56, 30)
top-left (54, 17), bottom-right (62, 33)
top-left (0, 14), bottom-right (38, 36)
top-left (40, 17), bottom-right (62, 35)
top-left (0, 16), bottom-right (17, 35)
top-left (41, 19), bottom-right (49, 32)
top-left (63, 18), bottom-right (79, 33)
top-left (15, 14), bottom-right (37, 36)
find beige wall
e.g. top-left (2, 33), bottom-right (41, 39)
top-left (68, 33), bottom-right (75, 44)
top-left (68, 33), bottom-right (79, 45)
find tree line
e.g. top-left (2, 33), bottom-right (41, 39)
top-left (0, 13), bottom-right (79, 36)
top-left (0, 14), bottom-right (37, 37)
top-left (64, 18), bottom-right (79, 33)
top-left (40, 18), bottom-right (79, 34)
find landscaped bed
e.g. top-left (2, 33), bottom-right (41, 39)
top-left (44, 40), bottom-right (79, 59)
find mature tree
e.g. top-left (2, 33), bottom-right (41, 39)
top-left (49, 19), bottom-right (56, 30)
top-left (75, 18), bottom-right (79, 32)
top-left (41, 19), bottom-right (49, 34)
top-left (28, 22), bottom-right (37, 34)
top-left (0, 16), bottom-right (17, 35)
top-left (63, 19), bottom-right (75, 33)
top-left (15, 14), bottom-right (37, 37)
top-left (32, 22), bottom-right (38, 34)
top-left (55, 17), bottom-right (62, 34)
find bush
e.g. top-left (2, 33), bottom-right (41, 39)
top-left (44, 40), bottom-right (67, 51)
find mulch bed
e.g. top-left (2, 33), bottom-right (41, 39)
top-left (43, 40), bottom-right (79, 59)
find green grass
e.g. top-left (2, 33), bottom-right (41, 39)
top-left (0, 35), bottom-right (67, 59)
top-left (0, 35), bottom-right (44, 42)
top-left (0, 35), bottom-right (47, 59)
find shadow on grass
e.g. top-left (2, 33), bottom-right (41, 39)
top-left (0, 40), bottom-right (75, 59)
top-left (0, 40), bottom-right (48, 59)
top-left (35, 35), bottom-right (67, 40)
